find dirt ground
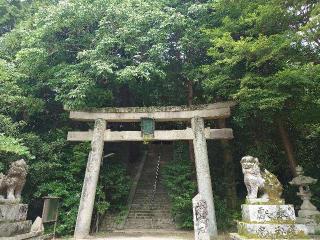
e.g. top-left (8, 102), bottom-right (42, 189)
top-left (58, 230), bottom-right (231, 240)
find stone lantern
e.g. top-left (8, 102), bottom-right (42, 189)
top-left (289, 165), bottom-right (320, 234)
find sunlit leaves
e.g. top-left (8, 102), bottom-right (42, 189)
top-left (0, 134), bottom-right (33, 158)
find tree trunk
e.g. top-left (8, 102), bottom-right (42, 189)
top-left (217, 119), bottom-right (237, 209)
top-left (277, 120), bottom-right (298, 177)
top-left (187, 79), bottom-right (195, 163)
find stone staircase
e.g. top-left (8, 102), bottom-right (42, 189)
top-left (124, 144), bottom-right (176, 230)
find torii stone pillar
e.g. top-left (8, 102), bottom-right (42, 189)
top-left (74, 119), bottom-right (106, 239)
top-left (191, 116), bottom-right (218, 238)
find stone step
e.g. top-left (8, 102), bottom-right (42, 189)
top-left (127, 215), bottom-right (172, 219)
top-left (127, 218), bottom-right (174, 223)
top-left (125, 219), bottom-right (176, 230)
top-left (131, 197), bottom-right (170, 201)
top-left (132, 198), bottom-right (169, 201)
top-left (127, 213), bottom-right (172, 217)
top-left (134, 190), bottom-right (168, 193)
top-left (133, 192), bottom-right (169, 195)
top-left (128, 214), bottom-right (172, 218)
top-left (122, 145), bottom-right (177, 230)
top-left (129, 209), bottom-right (171, 214)
top-left (130, 204), bottom-right (171, 209)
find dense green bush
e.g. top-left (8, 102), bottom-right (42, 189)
top-left (99, 159), bottom-right (131, 213)
top-left (32, 142), bottom-right (130, 236)
top-left (214, 196), bottom-right (241, 231)
top-left (164, 142), bottom-right (241, 231)
top-left (163, 142), bottom-right (196, 229)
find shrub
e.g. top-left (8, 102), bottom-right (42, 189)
top-left (163, 142), bottom-right (196, 229)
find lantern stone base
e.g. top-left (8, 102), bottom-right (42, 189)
top-left (297, 216), bottom-right (320, 235)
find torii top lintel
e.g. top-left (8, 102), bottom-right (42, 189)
top-left (68, 101), bottom-right (236, 122)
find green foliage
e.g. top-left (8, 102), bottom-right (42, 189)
top-left (99, 159), bottom-right (131, 212)
top-left (163, 142), bottom-right (196, 229)
top-left (163, 142), bottom-right (240, 230)
top-left (33, 142), bottom-right (88, 235)
top-left (0, 0), bottom-right (319, 236)
top-left (0, 0), bottom-right (211, 235)
top-left (0, 134), bottom-right (32, 158)
top-left (32, 143), bottom-right (130, 235)
top-left (0, 0), bottom-right (23, 35)
top-left (214, 196), bottom-right (241, 231)
top-left (203, 0), bottom-right (320, 213)
top-left (1, 0), bottom-right (211, 108)
top-left (203, 0), bottom-right (320, 118)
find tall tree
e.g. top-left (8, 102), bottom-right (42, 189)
top-left (203, 0), bottom-right (320, 176)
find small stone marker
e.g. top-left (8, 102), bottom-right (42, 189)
top-left (192, 194), bottom-right (210, 240)
top-left (31, 217), bottom-right (44, 233)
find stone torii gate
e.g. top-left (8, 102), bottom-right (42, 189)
top-left (67, 102), bottom-right (234, 239)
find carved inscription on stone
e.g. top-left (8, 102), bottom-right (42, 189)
top-left (242, 204), bottom-right (296, 223)
top-left (192, 194), bottom-right (210, 240)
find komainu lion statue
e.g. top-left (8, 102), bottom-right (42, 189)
top-left (0, 159), bottom-right (28, 201)
top-left (240, 156), bottom-right (283, 201)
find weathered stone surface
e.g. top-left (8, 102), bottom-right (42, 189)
top-left (0, 231), bottom-right (41, 240)
top-left (0, 220), bottom-right (31, 237)
top-left (237, 221), bottom-right (308, 238)
top-left (192, 194), bottom-right (210, 240)
top-left (0, 204), bottom-right (28, 222)
top-left (230, 233), bottom-right (312, 240)
top-left (74, 119), bottom-right (106, 239)
top-left (289, 165), bottom-right (320, 235)
top-left (191, 116), bottom-right (218, 238)
top-left (240, 156), bottom-right (283, 201)
top-left (31, 217), bottom-right (44, 233)
top-left (230, 157), bottom-right (310, 240)
top-left (246, 198), bottom-right (285, 205)
top-left (0, 231), bottom-right (50, 240)
top-left (242, 204), bottom-right (296, 223)
top-left (68, 128), bottom-right (234, 142)
top-left (68, 102), bottom-right (234, 122)
top-left (0, 159), bottom-right (28, 202)
top-left (297, 216), bottom-right (320, 235)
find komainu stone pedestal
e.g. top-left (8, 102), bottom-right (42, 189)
top-left (0, 203), bottom-right (43, 240)
top-left (230, 202), bottom-right (310, 240)
top-left (231, 156), bottom-right (311, 239)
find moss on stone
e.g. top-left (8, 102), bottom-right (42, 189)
top-left (72, 104), bottom-right (217, 113)
top-left (244, 199), bottom-right (284, 205)
top-left (237, 221), bottom-right (309, 239)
